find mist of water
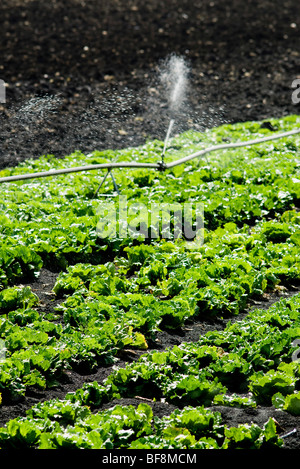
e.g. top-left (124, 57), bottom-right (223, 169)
top-left (14, 95), bottom-right (62, 126)
top-left (160, 55), bottom-right (189, 159)
top-left (160, 55), bottom-right (189, 115)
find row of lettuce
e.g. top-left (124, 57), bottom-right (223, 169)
top-left (0, 210), bottom-right (299, 402)
top-left (1, 292), bottom-right (300, 448)
top-left (0, 116), bottom-right (299, 288)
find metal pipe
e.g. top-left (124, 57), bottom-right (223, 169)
top-left (0, 162), bottom-right (158, 183)
top-left (280, 428), bottom-right (297, 439)
top-left (0, 127), bottom-right (299, 183)
top-left (165, 127), bottom-right (300, 169)
top-left (93, 168), bottom-right (110, 197)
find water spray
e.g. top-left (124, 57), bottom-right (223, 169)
top-left (159, 55), bottom-right (189, 168)
top-left (0, 55), bottom-right (299, 187)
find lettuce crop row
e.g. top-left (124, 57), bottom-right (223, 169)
top-left (0, 115), bottom-right (299, 280)
top-left (63, 292), bottom-right (300, 409)
top-left (0, 294), bottom-right (149, 401)
top-left (54, 211), bottom-right (300, 320)
top-left (76, 293), bottom-right (300, 410)
top-left (0, 210), bottom-right (299, 401)
top-left (2, 293), bottom-right (300, 449)
top-left (0, 402), bottom-right (281, 450)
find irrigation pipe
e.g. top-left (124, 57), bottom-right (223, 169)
top-left (0, 162), bottom-right (158, 183)
top-left (164, 127), bottom-right (300, 168)
top-left (0, 128), bottom-right (299, 184)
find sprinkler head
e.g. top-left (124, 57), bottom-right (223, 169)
top-left (157, 158), bottom-right (167, 171)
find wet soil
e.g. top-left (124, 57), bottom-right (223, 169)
top-left (0, 0), bottom-right (299, 169)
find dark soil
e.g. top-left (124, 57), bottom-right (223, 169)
top-left (0, 0), bottom-right (299, 169)
top-left (0, 0), bottom-right (300, 450)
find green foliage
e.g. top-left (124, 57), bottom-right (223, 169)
top-left (223, 418), bottom-right (282, 449)
top-left (0, 286), bottom-right (39, 313)
top-left (249, 370), bottom-right (296, 405)
top-left (0, 399), bottom-right (283, 449)
top-left (0, 115), bottom-right (300, 448)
